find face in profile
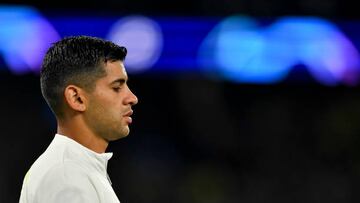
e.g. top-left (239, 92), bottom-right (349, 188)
top-left (84, 61), bottom-right (138, 141)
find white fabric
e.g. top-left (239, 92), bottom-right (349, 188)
top-left (19, 134), bottom-right (120, 203)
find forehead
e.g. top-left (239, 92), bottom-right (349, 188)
top-left (103, 61), bottom-right (128, 79)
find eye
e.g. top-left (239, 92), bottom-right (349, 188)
top-left (113, 87), bottom-right (121, 92)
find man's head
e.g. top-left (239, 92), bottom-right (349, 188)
top-left (41, 36), bottom-right (138, 140)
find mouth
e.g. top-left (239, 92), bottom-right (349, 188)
top-left (124, 110), bottom-right (133, 117)
top-left (123, 110), bottom-right (134, 124)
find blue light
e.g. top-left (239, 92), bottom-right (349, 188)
top-left (268, 17), bottom-right (360, 86)
top-left (199, 15), bottom-right (360, 85)
top-left (0, 5), bottom-right (60, 74)
top-left (107, 15), bottom-right (163, 73)
top-left (0, 6), bottom-right (359, 86)
top-left (198, 16), bottom-right (294, 84)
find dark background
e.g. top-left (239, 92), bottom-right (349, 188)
top-left (1, 0), bottom-right (359, 18)
top-left (2, 0), bottom-right (360, 202)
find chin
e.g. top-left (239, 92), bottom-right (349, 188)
top-left (110, 128), bottom-right (130, 141)
top-left (108, 134), bottom-right (127, 141)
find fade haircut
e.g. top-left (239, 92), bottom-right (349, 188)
top-left (40, 36), bottom-right (127, 118)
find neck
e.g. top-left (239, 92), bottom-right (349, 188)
top-left (57, 115), bottom-right (108, 153)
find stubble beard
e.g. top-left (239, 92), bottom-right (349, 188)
top-left (85, 102), bottom-right (129, 142)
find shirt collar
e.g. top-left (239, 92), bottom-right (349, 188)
top-left (54, 134), bottom-right (113, 175)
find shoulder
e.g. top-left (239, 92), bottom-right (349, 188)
top-left (40, 160), bottom-right (92, 187)
top-left (33, 161), bottom-right (100, 203)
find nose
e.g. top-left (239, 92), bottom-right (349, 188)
top-left (126, 88), bottom-right (138, 106)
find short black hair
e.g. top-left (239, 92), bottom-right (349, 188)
top-left (40, 35), bottom-right (127, 117)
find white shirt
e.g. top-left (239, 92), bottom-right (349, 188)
top-left (19, 134), bottom-right (120, 203)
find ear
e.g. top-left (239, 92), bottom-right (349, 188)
top-left (63, 85), bottom-right (87, 112)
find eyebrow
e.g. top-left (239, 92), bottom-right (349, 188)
top-left (110, 78), bottom-right (128, 85)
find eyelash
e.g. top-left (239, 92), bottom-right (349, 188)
top-left (113, 87), bottom-right (121, 92)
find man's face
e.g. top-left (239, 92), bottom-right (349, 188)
top-left (84, 60), bottom-right (138, 141)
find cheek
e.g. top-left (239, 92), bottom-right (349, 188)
top-left (94, 92), bottom-right (117, 107)
top-left (90, 91), bottom-right (125, 114)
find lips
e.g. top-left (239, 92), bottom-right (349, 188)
top-left (124, 110), bottom-right (133, 117)
top-left (123, 110), bottom-right (133, 124)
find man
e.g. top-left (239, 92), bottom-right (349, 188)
top-left (19, 36), bottom-right (138, 203)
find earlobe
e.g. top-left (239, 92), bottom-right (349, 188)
top-left (64, 85), bottom-right (87, 112)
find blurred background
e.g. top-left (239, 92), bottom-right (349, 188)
top-left (2, 0), bottom-right (360, 202)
